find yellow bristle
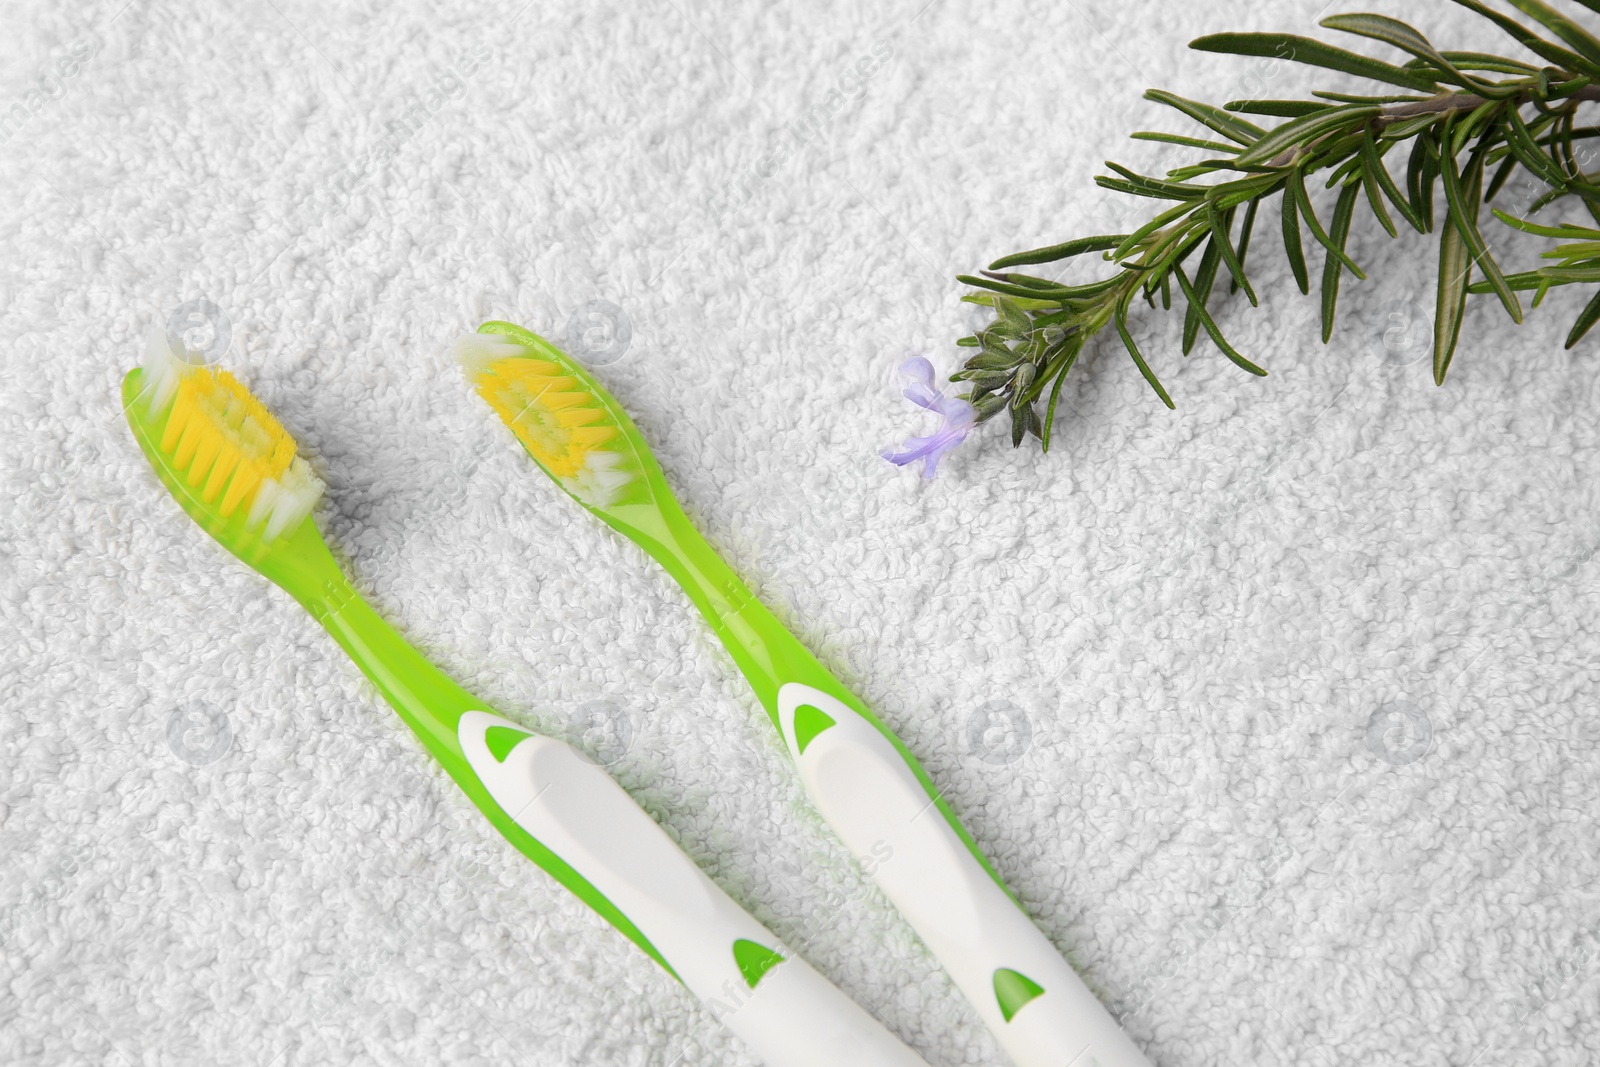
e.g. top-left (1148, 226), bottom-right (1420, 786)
top-left (555, 408), bottom-right (606, 427)
top-left (538, 392), bottom-right (588, 411)
top-left (508, 359), bottom-right (563, 377)
top-left (523, 374), bottom-right (578, 392)
top-left (569, 426), bottom-right (616, 447)
top-left (161, 388), bottom-right (195, 453)
top-left (201, 447), bottom-right (241, 502)
top-left (171, 410), bottom-right (208, 470)
top-left (187, 425), bottom-right (224, 488)
top-left (219, 466), bottom-right (260, 517)
top-left (153, 366), bottom-right (302, 521)
top-left (458, 338), bottom-right (637, 508)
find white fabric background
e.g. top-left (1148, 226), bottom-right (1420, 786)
top-left (3, 0), bottom-right (1598, 1064)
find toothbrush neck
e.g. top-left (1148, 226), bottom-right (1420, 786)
top-left (299, 573), bottom-right (482, 769)
top-left (641, 501), bottom-right (829, 721)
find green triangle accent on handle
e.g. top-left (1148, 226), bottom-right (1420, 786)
top-left (732, 938), bottom-right (785, 989)
top-left (993, 967), bottom-right (1045, 1023)
top-left (791, 703), bottom-right (837, 756)
top-left (484, 725), bottom-right (533, 763)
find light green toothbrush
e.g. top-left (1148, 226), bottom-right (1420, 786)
top-left (121, 331), bottom-right (930, 1067)
top-left (459, 322), bottom-right (1154, 1067)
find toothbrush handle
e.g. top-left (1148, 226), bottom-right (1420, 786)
top-left (644, 510), bottom-right (1152, 1067)
top-left (774, 685), bottom-right (1152, 1067)
top-left (311, 590), bottom-right (927, 1067)
top-left (456, 711), bottom-right (929, 1067)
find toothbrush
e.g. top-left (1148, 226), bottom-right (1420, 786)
top-left (120, 333), bottom-right (931, 1067)
top-left (459, 323), bottom-right (1154, 1067)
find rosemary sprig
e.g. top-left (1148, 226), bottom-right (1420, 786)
top-left (961, 1), bottom-right (1600, 451)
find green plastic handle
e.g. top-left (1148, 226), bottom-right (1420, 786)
top-left (278, 527), bottom-right (675, 974)
top-left (628, 496), bottom-right (1013, 898)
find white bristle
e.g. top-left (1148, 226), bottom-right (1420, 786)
top-left (453, 333), bottom-right (526, 377)
top-left (263, 458), bottom-right (320, 542)
top-left (139, 327), bottom-right (186, 415)
top-left (571, 451), bottom-right (633, 508)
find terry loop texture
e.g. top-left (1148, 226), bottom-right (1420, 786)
top-left (2, 0), bottom-right (1598, 1064)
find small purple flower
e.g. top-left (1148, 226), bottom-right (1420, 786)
top-left (881, 356), bottom-right (975, 479)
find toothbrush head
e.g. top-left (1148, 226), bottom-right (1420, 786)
top-left (123, 329), bottom-right (323, 547)
top-left (456, 323), bottom-right (655, 513)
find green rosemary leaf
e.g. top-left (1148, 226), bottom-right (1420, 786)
top-left (1554, 110), bottom-right (1583, 182)
top-left (1450, 98), bottom-right (1502, 156)
top-left (1466, 268), bottom-right (1550, 290)
top-left (1143, 89), bottom-right (1265, 145)
top-left (1232, 105), bottom-right (1380, 168)
top-left (1543, 239), bottom-right (1600, 259)
top-left (1281, 192), bottom-right (1311, 294)
top-left (1183, 236), bottom-right (1222, 353)
top-left (1174, 266), bottom-right (1268, 375)
top-left (1325, 152), bottom-right (1368, 190)
top-left (1289, 168), bottom-right (1366, 278)
top-left (1536, 264), bottom-right (1600, 282)
top-left (1040, 345), bottom-right (1080, 453)
top-left (972, 394), bottom-right (1006, 422)
top-left (1434, 214), bottom-right (1472, 383)
top-left (1233, 198), bottom-right (1260, 293)
top-left (1058, 277), bottom-right (1129, 298)
top-left (1207, 172), bottom-right (1283, 210)
top-left (1407, 131), bottom-right (1438, 231)
top-left (1131, 131), bottom-right (1242, 153)
top-left (979, 270), bottom-right (1067, 291)
top-left (1490, 208), bottom-right (1596, 238)
top-left (1191, 32), bottom-right (1438, 92)
top-left (1322, 13), bottom-right (1506, 94)
top-left (1358, 153), bottom-right (1397, 237)
top-left (1114, 301), bottom-right (1176, 408)
top-left (1485, 150), bottom-right (1519, 202)
top-left (1206, 203), bottom-right (1258, 306)
top-left (1097, 177), bottom-right (1174, 199)
top-left (1502, 106), bottom-right (1570, 189)
top-left (1113, 200), bottom-right (1205, 260)
top-left (1137, 221), bottom-right (1209, 288)
top-left (1225, 100), bottom-right (1333, 117)
top-left (1322, 183), bottom-right (1362, 342)
top-left (1381, 112), bottom-right (1448, 140)
top-left (1036, 335), bottom-right (1088, 447)
top-left (957, 371), bottom-right (1015, 392)
top-left (1315, 90), bottom-right (1433, 104)
top-left (1542, 73), bottom-right (1593, 99)
top-left (989, 234), bottom-right (1125, 271)
top-left (1019, 334), bottom-right (1076, 405)
top-left (1166, 161), bottom-right (1241, 180)
top-left (1535, 124), bottom-right (1600, 147)
top-left (1430, 50), bottom-right (1540, 75)
top-left (958, 274), bottom-right (1071, 300)
top-left (1363, 129), bottom-right (1423, 232)
top-left (964, 350), bottom-right (1024, 370)
top-left (1103, 162), bottom-right (1212, 199)
top-left (1447, 0), bottom-right (1600, 79)
top-left (957, 336), bottom-right (980, 347)
top-left (995, 296), bottom-right (1032, 336)
top-left (1503, 0), bottom-right (1600, 72)
top-left (1565, 288), bottom-right (1600, 347)
top-left (1440, 140), bottom-right (1523, 322)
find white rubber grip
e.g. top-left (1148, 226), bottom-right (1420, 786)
top-left (777, 686), bottom-right (1152, 1067)
top-left (459, 711), bottom-right (928, 1067)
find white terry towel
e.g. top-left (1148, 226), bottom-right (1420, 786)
top-left (2, 0), bottom-right (1598, 1063)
